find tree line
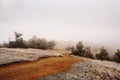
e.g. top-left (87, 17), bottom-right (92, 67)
top-left (0, 32), bottom-right (56, 50)
top-left (0, 32), bottom-right (120, 63)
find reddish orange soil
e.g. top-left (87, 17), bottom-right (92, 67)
top-left (0, 54), bottom-right (81, 80)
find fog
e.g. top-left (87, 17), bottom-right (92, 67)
top-left (0, 0), bottom-right (120, 50)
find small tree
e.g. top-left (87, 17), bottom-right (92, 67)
top-left (114, 49), bottom-right (120, 63)
top-left (14, 31), bottom-right (23, 40)
top-left (96, 47), bottom-right (109, 60)
top-left (8, 32), bottom-right (26, 48)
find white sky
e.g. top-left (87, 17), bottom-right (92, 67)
top-left (0, 0), bottom-right (120, 48)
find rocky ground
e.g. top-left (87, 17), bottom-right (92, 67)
top-left (0, 48), bottom-right (63, 65)
top-left (38, 57), bottom-right (120, 80)
top-left (0, 53), bottom-right (80, 80)
top-left (0, 48), bottom-right (120, 80)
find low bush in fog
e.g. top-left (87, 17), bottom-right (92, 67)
top-left (72, 41), bottom-right (85, 56)
top-left (27, 36), bottom-right (48, 49)
top-left (71, 41), bottom-right (94, 59)
top-left (114, 49), bottom-right (120, 63)
top-left (95, 47), bottom-right (109, 60)
top-left (66, 46), bottom-right (74, 51)
top-left (84, 47), bottom-right (94, 59)
top-left (47, 41), bottom-right (56, 49)
top-left (27, 36), bottom-right (56, 49)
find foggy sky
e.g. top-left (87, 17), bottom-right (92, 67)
top-left (0, 0), bottom-right (120, 48)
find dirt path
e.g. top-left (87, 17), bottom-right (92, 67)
top-left (0, 54), bottom-right (81, 80)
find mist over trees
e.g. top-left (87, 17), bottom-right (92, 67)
top-left (68, 41), bottom-right (120, 63)
top-left (71, 41), bottom-right (94, 59)
top-left (0, 31), bottom-right (120, 63)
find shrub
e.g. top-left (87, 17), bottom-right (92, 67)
top-left (35, 38), bottom-right (48, 49)
top-left (95, 47), bottom-right (109, 60)
top-left (8, 41), bottom-right (15, 48)
top-left (27, 36), bottom-right (37, 48)
top-left (72, 41), bottom-right (85, 56)
top-left (84, 47), bottom-right (94, 59)
top-left (71, 47), bottom-right (79, 55)
top-left (27, 37), bottom-right (47, 49)
top-left (3, 32), bottom-right (56, 50)
top-left (27, 36), bottom-right (56, 50)
top-left (66, 46), bottom-right (74, 51)
top-left (47, 41), bottom-right (56, 49)
top-left (114, 49), bottom-right (120, 63)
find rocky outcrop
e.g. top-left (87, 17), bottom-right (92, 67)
top-left (38, 57), bottom-right (120, 80)
top-left (0, 48), bottom-right (63, 65)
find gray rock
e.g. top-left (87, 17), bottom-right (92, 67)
top-left (37, 58), bottom-right (120, 80)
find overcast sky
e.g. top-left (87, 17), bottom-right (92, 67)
top-left (0, 0), bottom-right (120, 48)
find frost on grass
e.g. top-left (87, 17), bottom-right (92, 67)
top-left (0, 48), bottom-right (63, 65)
top-left (38, 58), bottom-right (120, 80)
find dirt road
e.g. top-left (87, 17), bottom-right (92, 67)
top-left (0, 54), bottom-right (81, 80)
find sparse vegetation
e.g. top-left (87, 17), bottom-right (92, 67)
top-left (84, 47), bottom-right (94, 59)
top-left (47, 41), bottom-right (56, 49)
top-left (2, 32), bottom-right (56, 50)
top-left (1, 31), bottom-right (120, 63)
top-left (27, 36), bottom-right (48, 49)
top-left (71, 41), bottom-right (94, 59)
top-left (114, 49), bottom-right (120, 63)
top-left (27, 36), bottom-right (56, 49)
top-left (95, 47), bottom-right (109, 60)
top-left (66, 46), bottom-right (74, 51)
top-left (71, 41), bottom-right (85, 56)
top-left (8, 32), bottom-right (27, 48)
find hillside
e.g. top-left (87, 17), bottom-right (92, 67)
top-left (38, 57), bottom-right (120, 80)
top-left (0, 48), bottom-right (80, 80)
top-left (0, 48), bottom-right (120, 80)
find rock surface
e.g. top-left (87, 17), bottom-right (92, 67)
top-left (0, 48), bottom-right (63, 65)
top-left (38, 57), bottom-right (120, 80)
